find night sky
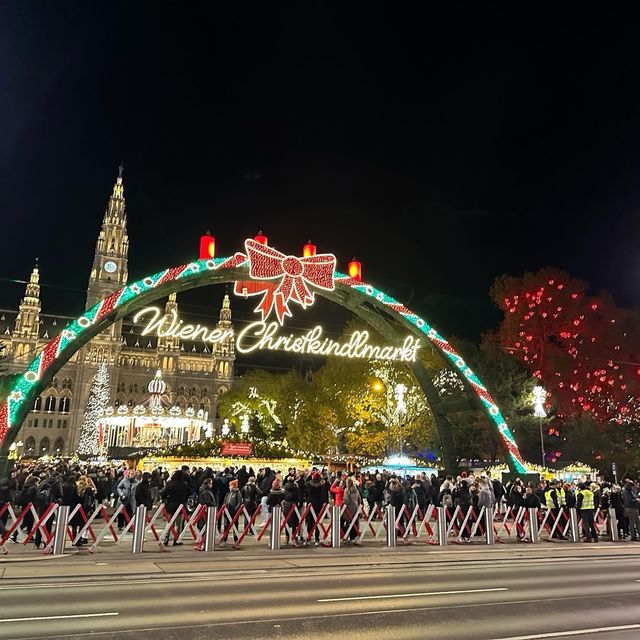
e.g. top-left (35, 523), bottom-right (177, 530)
top-left (2, 4), bottom-right (639, 340)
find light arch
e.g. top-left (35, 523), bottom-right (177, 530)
top-left (0, 251), bottom-right (527, 474)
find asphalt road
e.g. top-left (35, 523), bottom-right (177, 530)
top-left (1, 551), bottom-right (640, 640)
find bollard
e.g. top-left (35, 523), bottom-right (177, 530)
top-left (608, 508), bottom-right (619, 542)
top-left (484, 507), bottom-right (494, 545)
top-left (437, 506), bottom-right (448, 547)
top-left (386, 505), bottom-right (397, 547)
top-left (569, 508), bottom-right (581, 543)
top-left (204, 507), bottom-right (217, 552)
top-left (528, 508), bottom-right (540, 543)
top-left (52, 505), bottom-right (69, 556)
top-left (131, 505), bottom-right (147, 554)
top-left (269, 506), bottom-right (281, 550)
top-left (331, 505), bottom-right (341, 548)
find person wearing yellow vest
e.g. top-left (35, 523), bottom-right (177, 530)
top-left (545, 480), bottom-right (567, 540)
top-left (576, 483), bottom-right (598, 542)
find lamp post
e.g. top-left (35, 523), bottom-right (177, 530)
top-left (394, 383), bottom-right (407, 456)
top-left (533, 386), bottom-right (547, 468)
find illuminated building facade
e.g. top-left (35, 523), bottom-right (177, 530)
top-left (0, 168), bottom-right (235, 456)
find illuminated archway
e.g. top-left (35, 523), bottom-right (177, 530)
top-left (0, 249), bottom-right (527, 474)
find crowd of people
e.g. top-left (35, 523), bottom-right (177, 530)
top-left (1, 460), bottom-right (639, 548)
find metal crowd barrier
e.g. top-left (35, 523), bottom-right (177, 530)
top-left (0, 500), bottom-right (625, 556)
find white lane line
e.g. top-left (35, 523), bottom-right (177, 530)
top-left (318, 587), bottom-right (508, 602)
top-left (0, 612), bottom-right (118, 623)
top-left (490, 623), bottom-right (640, 640)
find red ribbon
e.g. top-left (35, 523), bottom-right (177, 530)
top-left (236, 239), bottom-right (336, 324)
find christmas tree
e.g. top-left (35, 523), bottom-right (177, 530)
top-left (77, 363), bottom-right (110, 456)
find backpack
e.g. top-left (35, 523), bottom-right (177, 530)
top-left (35, 482), bottom-right (55, 506)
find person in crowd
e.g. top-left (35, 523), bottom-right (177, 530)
top-left (386, 477), bottom-right (408, 542)
top-left (453, 478), bottom-right (473, 541)
top-left (237, 465), bottom-right (250, 489)
top-left (282, 476), bottom-right (302, 547)
top-left (134, 473), bottom-right (154, 511)
top-left (161, 470), bottom-right (191, 546)
top-left (33, 471), bottom-right (63, 549)
top-left (240, 476), bottom-right (261, 530)
top-left (610, 484), bottom-right (628, 539)
top-left (220, 479), bottom-right (243, 549)
top-left (343, 476), bottom-right (362, 545)
top-left (306, 471), bottom-right (329, 545)
top-left (0, 477), bottom-right (11, 539)
top-left (115, 470), bottom-right (136, 531)
top-left (72, 475), bottom-right (96, 546)
top-left (576, 482), bottom-right (598, 543)
top-left (545, 480), bottom-right (567, 540)
top-left (621, 480), bottom-right (640, 541)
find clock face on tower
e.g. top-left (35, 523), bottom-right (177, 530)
top-left (104, 260), bottom-right (117, 274)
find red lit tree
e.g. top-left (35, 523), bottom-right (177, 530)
top-left (490, 268), bottom-right (640, 425)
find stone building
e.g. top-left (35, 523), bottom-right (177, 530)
top-left (0, 168), bottom-right (235, 457)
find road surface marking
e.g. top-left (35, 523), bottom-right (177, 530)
top-left (318, 587), bottom-right (508, 602)
top-left (0, 612), bottom-right (118, 623)
top-left (490, 623), bottom-right (640, 639)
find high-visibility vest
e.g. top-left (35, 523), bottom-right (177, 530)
top-left (578, 489), bottom-right (594, 510)
top-left (545, 489), bottom-right (556, 508)
top-left (557, 487), bottom-right (566, 506)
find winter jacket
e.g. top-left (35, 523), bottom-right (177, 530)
top-left (161, 479), bottom-right (191, 514)
top-left (386, 483), bottom-right (405, 510)
top-left (306, 479), bottom-right (329, 510)
top-left (134, 480), bottom-right (153, 509)
top-left (453, 483), bottom-right (472, 509)
top-left (198, 485), bottom-right (217, 507)
top-left (343, 485), bottom-right (362, 517)
top-left (330, 481), bottom-right (344, 506)
top-left (622, 483), bottom-right (638, 510)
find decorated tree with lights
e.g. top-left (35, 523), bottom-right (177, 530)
top-left (491, 268), bottom-right (640, 427)
top-left (77, 363), bottom-right (110, 456)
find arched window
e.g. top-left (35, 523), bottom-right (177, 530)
top-left (188, 386), bottom-right (198, 397)
top-left (53, 437), bottom-right (65, 454)
top-left (129, 383), bottom-right (138, 394)
top-left (39, 436), bottom-right (50, 455)
top-left (62, 377), bottom-right (73, 391)
top-left (178, 386), bottom-right (186, 396)
top-left (25, 436), bottom-right (36, 455)
top-left (117, 382), bottom-right (125, 393)
top-left (33, 396), bottom-right (42, 412)
top-left (59, 397), bottom-right (71, 413)
top-left (201, 387), bottom-right (210, 398)
top-left (44, 396), bottom-right (56, 412)
top-left (49, 377), bottom-right (58, 389)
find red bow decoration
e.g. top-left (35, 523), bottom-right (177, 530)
top-left (234, 239), bottom-right (336, 324)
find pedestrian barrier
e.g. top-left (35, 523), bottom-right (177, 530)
top-left (0, 499), bottom-right (626, 556)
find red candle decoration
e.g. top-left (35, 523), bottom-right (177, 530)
top-left (254, 230), bottom-right (268, 245)
top-left (303, 240), bottom-right (317, 257)
top-left (348, 257), bottom-right (362, 281)
top-left (199, 231), bottom-right (215, 259)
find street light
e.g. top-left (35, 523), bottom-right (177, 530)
top-left (533, 385), bottom-right (547, 468)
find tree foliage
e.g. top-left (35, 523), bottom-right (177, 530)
top-left (491, 267), bottom-right (640, 425)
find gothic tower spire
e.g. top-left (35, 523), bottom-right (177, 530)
top-left (13, 260), bottom-right (41, 358)
top-left (86, 165), bottom-right (129, 309)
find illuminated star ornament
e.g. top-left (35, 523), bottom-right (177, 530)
top-left (234, 238), bottom-right (336, 324)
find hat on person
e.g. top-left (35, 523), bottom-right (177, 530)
top-left (271, 479), bottom-right (281, 490)
top-left (312, 472), bottom-right (322, 481)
